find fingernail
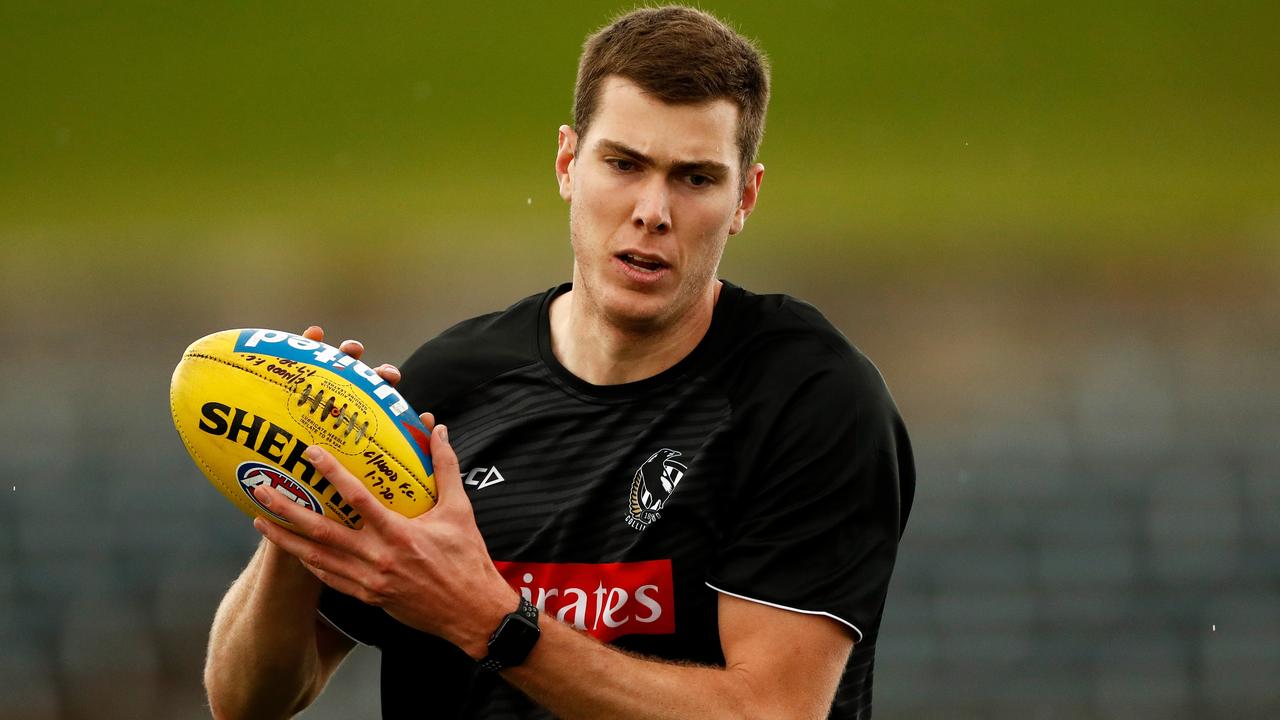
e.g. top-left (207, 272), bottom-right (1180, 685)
top-left (256, 487), bottom-right (273, 506)
top-left (304, 446), bottom-right (321, 461)
top-left (438, 424), bottom-right (448, 442)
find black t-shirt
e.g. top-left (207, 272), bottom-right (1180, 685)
top-left (318, 281), bottom-right (914, 719)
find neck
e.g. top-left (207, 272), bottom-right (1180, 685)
top-left (549, 282), bottom-right (721, 386)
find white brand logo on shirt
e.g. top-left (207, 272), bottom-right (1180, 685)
top-left (464, 465), bottom-right (506, 490)
top-left (624, 449), bottom-right (687, 531)
top-left (494, 559), bottom-right (676, 642)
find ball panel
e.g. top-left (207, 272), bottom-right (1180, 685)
top-left (170, 329), bottom-right (437, 528)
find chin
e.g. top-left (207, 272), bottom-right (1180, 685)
top-left (599, 294), bottom-right (669, 333)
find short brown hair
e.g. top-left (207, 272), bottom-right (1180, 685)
top-left (573, 6), bottom-right (771, 184)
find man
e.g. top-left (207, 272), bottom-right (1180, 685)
top-left (205, 6), bottom-right (913, 719)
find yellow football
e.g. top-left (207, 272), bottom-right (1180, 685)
top-left (170, 329), bottom-right (437, 527)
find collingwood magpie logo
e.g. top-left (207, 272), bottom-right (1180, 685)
top-left (625, 449), bottom-right (687, 531)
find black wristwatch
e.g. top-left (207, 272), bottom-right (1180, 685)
top-left (478, 597), bottom-right (541, 672)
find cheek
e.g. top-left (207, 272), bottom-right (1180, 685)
top-left (688, 203), bottom-right (736, 256)
top-left (568, 196), bottom-right (610, 268)
top-left (572, 177), bottom-right (626, 232)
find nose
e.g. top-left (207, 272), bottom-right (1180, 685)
top-left (632, 178), bottom-right (671, 234)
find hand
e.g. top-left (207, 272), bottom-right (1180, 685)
top-left (300, 325), bottom-right (402, 387)
top-left (251, 419), bottom-right (519, 660)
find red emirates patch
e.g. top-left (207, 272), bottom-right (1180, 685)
top-left (495, 559), bottom-right (676, 643)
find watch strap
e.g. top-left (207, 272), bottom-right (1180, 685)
top-left (513, 596), bottom-right (539, 623)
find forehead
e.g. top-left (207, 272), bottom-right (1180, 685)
top-left (585, 76), bottom-right (739, 166)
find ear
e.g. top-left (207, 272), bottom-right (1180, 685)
top-left (556, 125), bottom-right (578, 203)
top-left (729, 163), bottom-right (765, 236)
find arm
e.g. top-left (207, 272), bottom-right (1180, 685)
top-left (505, 592), bottom-right (852, 720)
top-left (252, 424), bottom-right (855, 719)
top-left (204, 540), bottom-right (355, 720)
top-left (205, 326), bottom-right (399, 719)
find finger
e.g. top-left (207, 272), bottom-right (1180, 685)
top-left (303, 325), bottom-right (325, 342)
top-left (428, 424), bottom-right (465, 509)
top-left (304, 445), bottom-right (394, 524)
top-left (375, 363), bottom-right (402, 387)
top-left (253, 515), bottom-right (367, 589)
top-left (418, 411), bottom-right (435, 429)
top-left (339, 339), bottom-right (364, 360)
top-left (253, 483), bottom-right (359, 549)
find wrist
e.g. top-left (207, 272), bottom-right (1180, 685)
top-left (457, 585), bottom-right (523, 661)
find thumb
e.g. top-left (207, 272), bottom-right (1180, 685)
top-left (429, 424), bottom-right (465, 510)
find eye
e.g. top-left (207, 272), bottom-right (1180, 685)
top-left (608, 158), bottom-right (636, 173)
top-left (687, 174), bottom-right (713, 188)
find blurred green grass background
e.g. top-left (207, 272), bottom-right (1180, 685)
top-left (4, 1), bottom-right (1277, 269)
top-left (3, 4), bottom-right (1280, 718)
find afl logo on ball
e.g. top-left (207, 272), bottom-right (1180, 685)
top-left (237, 461), bottom-right (324, 520)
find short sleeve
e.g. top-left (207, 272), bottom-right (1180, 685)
top-left (708, 350), bottom-right (914, 642)
top-left (317, 586), bottom-right (400, 647)
top-left (318, 588), bottom-right (479, 718)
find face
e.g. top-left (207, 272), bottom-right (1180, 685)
top-left (555, 77), bottom-right (763, 333)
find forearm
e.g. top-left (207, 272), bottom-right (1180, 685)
top-left (502, 619), bottom-right (776, 720)
top-left (204, 539), bottom-right (328, 719)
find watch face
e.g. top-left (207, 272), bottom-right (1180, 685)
top-left (484, 601), bottom-right (541, 670)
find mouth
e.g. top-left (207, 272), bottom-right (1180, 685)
top-left (616, 252), bottom-right (669, 273)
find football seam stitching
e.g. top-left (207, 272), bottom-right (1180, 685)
top-left (182, 352), bottom-right (437, 504)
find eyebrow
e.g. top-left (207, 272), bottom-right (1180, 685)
top-left (594, 139), bottom-right (732, 178)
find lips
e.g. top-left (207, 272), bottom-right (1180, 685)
top-left (617, 252), bottom-right (668, 272)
